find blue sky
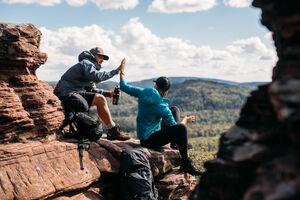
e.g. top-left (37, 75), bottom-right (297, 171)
top-left (0, 0), bottom-right (277, 82)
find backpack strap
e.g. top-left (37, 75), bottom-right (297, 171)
top-left (78, 139), bottom-right (90, 170)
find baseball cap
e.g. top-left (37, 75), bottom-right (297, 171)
top-left (153, 76), bottom-right (170, 91)
top-left (90, 47), bottom-right (109, 60)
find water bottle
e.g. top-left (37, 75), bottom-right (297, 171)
top-left (113, 85), bottom-right (120, 105)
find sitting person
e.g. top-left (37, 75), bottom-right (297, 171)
top-left (118, 58), bottom-right (201, 175)
top-left (54, 47), bottom-right (130, 141)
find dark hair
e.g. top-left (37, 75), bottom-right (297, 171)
top-left (154, 76), bottom-right (170, 91)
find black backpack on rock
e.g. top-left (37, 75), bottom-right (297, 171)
top-left (69, 112), bottom-right (102, 142)
top-left (58, 92), bottom-right (103, 169)
top-left (119, 148), bottom-right (158, 200)
top-left (60, 92), bottom-right (103, 141)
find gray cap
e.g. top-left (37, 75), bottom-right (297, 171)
top-left (90, 47), bottom-right (109, 60)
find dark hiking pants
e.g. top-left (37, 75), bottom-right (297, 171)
top-left (140, 106), bottom-right (188, 161)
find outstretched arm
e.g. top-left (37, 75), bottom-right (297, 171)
top-left (83, 62), bottom-right (117, 83)
top-left (119, 58), bottom-right (143, 97)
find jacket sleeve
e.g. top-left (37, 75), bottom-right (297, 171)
top-left (90, 83), bottom-right (111, 97)
top-left (82, 61), bottom-right (117, 83)
top-left (154, 104), bottom-right (177, 126)
top-left (120, 80), bottom-right (143, 98)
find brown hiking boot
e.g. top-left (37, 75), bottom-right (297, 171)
top-left (107, 124), bottom-right (130, 141)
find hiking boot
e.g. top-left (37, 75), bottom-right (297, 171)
top-left (107, 124), bottom-right (130, 141)
top-left (170, 143), bottom-right (193, 150)
top-left (180, 158), bottom-right (202, 176)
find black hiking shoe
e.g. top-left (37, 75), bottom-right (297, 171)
top-left (170, 143), bottom-right (193, 150)
top-left (107, 124), bottom-right (130, 141)
top-left (180, 158), bottom-right (202, 176)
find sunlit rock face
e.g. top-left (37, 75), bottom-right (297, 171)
top-left (0, 23), bottom-right (64, 143)
top-left (191, 0), bottom-right (300, 199)
top-left (0, 137), bottom-right (197, 200)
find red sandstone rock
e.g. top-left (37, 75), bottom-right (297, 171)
top-left (156, 171), bottom-right (197, 200)
top-left (0, 137), bottom-right (194, 200)
top-left (0, 23), bottom-right (47, 71)
top-left (0, 23), bottom-right (64, 143)
top-left (243, 153), bottom-right (300, 200)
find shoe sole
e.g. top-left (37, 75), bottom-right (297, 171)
top-left (107, 137), bottom-right (130, 141)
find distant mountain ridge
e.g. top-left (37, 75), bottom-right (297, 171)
top-left (47, 76), bottom-right (268, 90)
top-left (127, 77), bottom-right (268, 88)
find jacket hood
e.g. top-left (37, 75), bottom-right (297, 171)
top-left (139, 87), bottom-right (165, 105)
top-left (78, 50), bottom-right (102, 70)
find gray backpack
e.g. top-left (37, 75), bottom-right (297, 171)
top-left (119, 148), bottom-right (158, 200)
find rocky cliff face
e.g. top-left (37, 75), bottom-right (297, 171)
top-left (0, 137), bottom-right (197, 200)
top-left (0, 23), bottom-right (196, 200)
top-left (0, 23), bottom-right (65, 143)
top-left (192, 1), bottom-right (300, 199)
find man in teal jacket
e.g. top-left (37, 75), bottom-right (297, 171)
top-left (54, 47), bottom-right (130, 141)
top-left (119, 58), bottom-right (201, 176)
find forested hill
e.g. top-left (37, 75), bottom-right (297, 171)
top-left (167, 79), bottom-right (250, 111)
top-left (97, 79), bottom-right (252, 111)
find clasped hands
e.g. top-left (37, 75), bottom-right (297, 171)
top-left (108, 58), bottom-right (126, 98)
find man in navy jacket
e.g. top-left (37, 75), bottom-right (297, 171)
top-left (55, 47), bottom-right (130, 141)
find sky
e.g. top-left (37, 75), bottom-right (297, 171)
top-left (0, 0), bottom-right (277, 83)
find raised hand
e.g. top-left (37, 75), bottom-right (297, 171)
top-left (117, 58), bottom-right (126, 74)
top-left (120, 58), bottom-right (126, 73)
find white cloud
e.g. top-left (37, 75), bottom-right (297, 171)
top-left (264, 32), bottom-right (273, 44)
top-left (65, 0), bottom-right (87, 7)
top-left (38, 24), bottom-right (123, 81)
top-left (2, 0), bottom-right (61, 6)
top-left (90, 0), bottom-right (138, 10)
top-left (2, 0), bottom-right (138, 9)
top-left (37, 18), bottom-right (277, 83)
top-left (223, 0), bottom-right (251, 8)
top-left (148, 0), bottom-right (217, 14)
top-left (225, 37), bottom-right (276, 61)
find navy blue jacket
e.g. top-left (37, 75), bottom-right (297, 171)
top-left (54, 50), bottom-right (117, 98)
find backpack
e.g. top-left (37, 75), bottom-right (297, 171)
top-left (119, 148), bottom-right (158, 200)
top-left (59, 92), bottom-right (103, 169)
top-left (70, 112), bottom-right (102, 142)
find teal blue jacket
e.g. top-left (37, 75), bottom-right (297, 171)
top-left (120, 80), bottom-right (176, 140)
